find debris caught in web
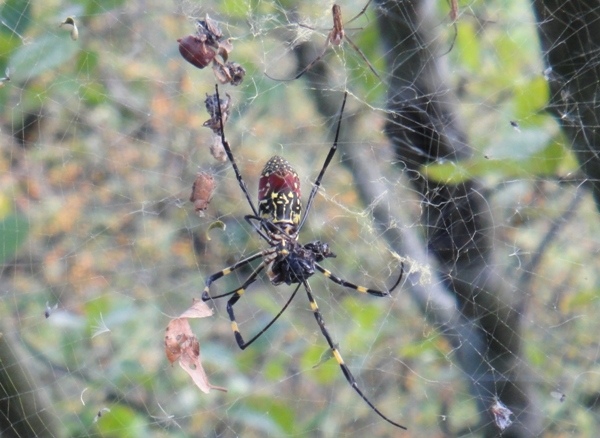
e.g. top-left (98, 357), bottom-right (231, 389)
top-left (0, 68), bottom-right (10, 87)
top-left (44, 301), bottom-right (58, 318)
top-left (206, 220), bottom-right (226, 241)
top-left (203, 92), bottom-right (231, 161)
top-left (178, 15), bottom-right (245, 85)
top-left (490, 397), bottom-right (513, 431)
top-left (190, 171), bottom-right (216, 216)
top-left (165, 299), bottom-right (226, 393)
top-left (59, 16), bottom-right (79, 41)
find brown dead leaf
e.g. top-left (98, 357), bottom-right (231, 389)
top-left (179, 298), bottom-right (213, 319)
top-left (165, 302), bottom-right (225, 393)
top-left (189, 172), bottom-right (216, 216)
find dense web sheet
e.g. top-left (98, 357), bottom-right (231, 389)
top-left (0, 0), bottom-right (599, 436)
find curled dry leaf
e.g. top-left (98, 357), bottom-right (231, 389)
top-left (206, 220), bottom-right (226, 241)
top-left (190, 172), bottom-right (216, 216)
top-left (59, 16), bottom-right (79, 41)
top-left (165, 300), bottom-right (225, 393)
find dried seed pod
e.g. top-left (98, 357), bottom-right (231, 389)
top-left (226, 62), bottom-right (246, 86)
top-left (195, 15), bottom-right (223, 46)
top-left (213, 61), bottom-right (246, 86)
top-left (203, 92), bottom-right (231, 133)
top-left (209, 136), bottom-right (227, 162)
top-left (178, 35), bottom-right (216, 69)
top-left (190, 172), bottom-right (216, 215)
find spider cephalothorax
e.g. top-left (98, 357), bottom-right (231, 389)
top-left (201, 86), bottom-right (406, 430)
top-left (267, 238), bottom-right (336, 286)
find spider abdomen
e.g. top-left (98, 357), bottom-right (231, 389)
top-left (258, 156), bottom-right (302, 232)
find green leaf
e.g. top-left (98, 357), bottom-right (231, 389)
top-left (455, 21), bottom-right (481, 71)
top-left (423, 126), bottom-right (568, 183)
top-left (514, 76), bottom-right (550, 120)
top-left (0, 214), bottom-right (29, 264)
top-left (78, 81), bottom-right (107, 106)
top-left (233, 396), bottom-right (296, 434)
top-left (300, 344), bottom-right (338, 384)
top-left (93, 404), bottom-right (148, 437)
top-left (9, 33), bottom-right (80, 83)
top-left (74, 0), bottom-right (126, 16)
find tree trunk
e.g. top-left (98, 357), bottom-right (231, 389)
top-left (532, 0), bottom-right (600, 212)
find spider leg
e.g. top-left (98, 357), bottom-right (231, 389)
top-left (214, 85), bottom-right (260, 218)
top-left (315, 262), bottom-right (404, 297)
top-left (244, 215), bottom-right (277, 244)
top-left (206, 264), bottom-right (265, 301)
top-left (343, 35), bottom-right (384, 82)
top-left (345, 0), bottom-right (373, 26)
top-left (439, 22), bottom-right (458, 56)
top-left (298, 91), bottom-right (348, 232)
top-left (302, 281), bottom-right (407, 430)
top-left (264, 37), bottom-right (331, 82)
top-left (202, 251), bottom-right (263, 301)
top-left (228, 283), bottom-right (302, 350)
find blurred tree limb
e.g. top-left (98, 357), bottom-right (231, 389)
top-left (532, 0), bottom-right (600, 212)
top-left (0, 332), bottom-right (60, 437)
top-left (289, 0), bottom-right (546, 435)
top-left (375, 1), bottom-right (537, 435)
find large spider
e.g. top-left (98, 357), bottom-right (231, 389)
top-left (202, 85), bottom-right (406, 430)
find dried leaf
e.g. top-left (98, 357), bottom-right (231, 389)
top-left (165, 305), bottom-right (225, 393)
top-left (206, 220), bottom-right (226, 241)
top-left (179, 347), bottom-right (226, 394)
top-left (179, 298), bottom-right (213, 319)
top-left (59, 16), bottom-right (79, 41)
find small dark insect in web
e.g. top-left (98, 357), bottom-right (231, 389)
top-left (93, 407), bottom-right (111, 424)
top-left (201, 84), bottom-right (406, 429)
top-left (266, 1), bottom-right (383, 82)
top-left (44, 301), bottom-right (58, 318)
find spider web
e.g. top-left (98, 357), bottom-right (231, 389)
top-left (0, 0), bottom-right (598, 436)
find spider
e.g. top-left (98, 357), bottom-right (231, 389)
top-left (202, 85), bottom-right (406, 430)
top-left (266, 1), bottom-right (383, 82)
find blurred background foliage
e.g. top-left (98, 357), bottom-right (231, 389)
top-left (0, 0), bottom-right (598, 436)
